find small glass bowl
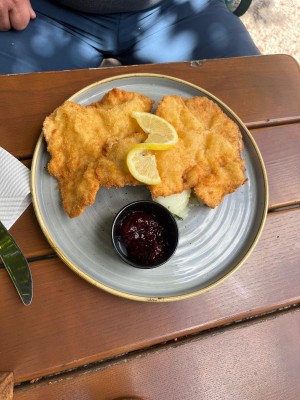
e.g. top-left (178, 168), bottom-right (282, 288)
top-left (111, 200), bottom-right (179, 269)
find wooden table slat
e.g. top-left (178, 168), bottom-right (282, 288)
top-left (2, 122), bottom-right (299, 263)
top-left (252, 123), bottom-right (300, 208)
top-left (13, 309), bottom-right (300, 400)
top-left (0, 55), bottom-right (299, 158)
top-left (1, 208), bottom-right (300, 383)
top-left (0, 373), bottom-right (13, 400)
top-left (1, 54), bottom-right (300, 396)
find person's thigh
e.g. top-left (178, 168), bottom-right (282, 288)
top-left (119, 0), bottom-right (260, 64)
top-left (0, 0), bottom-right (116, 74)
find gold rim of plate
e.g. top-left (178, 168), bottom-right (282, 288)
top-left (31, 73), bottom-right (269, 303)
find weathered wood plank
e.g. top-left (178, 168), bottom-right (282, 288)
top-left (251, 123), bottom-right (300, 208)
top-left (4, 123), bottom-right (299, 261)
top-left (1, 208), bottom-right (300, 383)
top-left (14, 309), bottom-right (300, 400)
top-left (0, 55), bottom-right (299, 158)
top-left (0, 373), bottom-right (13, 400)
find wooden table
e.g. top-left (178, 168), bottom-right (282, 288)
top-left (0, 54), bottom-right (300, 400)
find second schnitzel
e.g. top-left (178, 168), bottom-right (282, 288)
top-left (150, 95), bottom-right (247, 207)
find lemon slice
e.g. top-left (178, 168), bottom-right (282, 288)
top-left (127, 112), bottom-right (177, 184)
top-left (132, 111), bottom-right (178, 149)
top-left (127, 145), bottom-right (161, 185)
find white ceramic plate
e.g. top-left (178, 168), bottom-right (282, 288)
top-left (31, 74), bottom-right (268, 302)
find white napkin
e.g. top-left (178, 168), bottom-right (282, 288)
top-left (0, 147), bottom-right (31, 230)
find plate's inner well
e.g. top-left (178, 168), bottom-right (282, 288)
top-left (32, 75), bottom-right (267, 301)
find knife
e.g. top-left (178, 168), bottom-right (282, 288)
top-left (0, 220), bottom-right (32, 305)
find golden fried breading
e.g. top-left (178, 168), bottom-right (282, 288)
top-left (96, 131), bottom-right (146, 187)
top-left (150, 95), bottom-right (246, 207)
top-left (43, 88), bottom-right (153, 217)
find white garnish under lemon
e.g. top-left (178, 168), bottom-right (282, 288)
top-left (155, 189), bottom-right (191, 219)
top-left (126, 112), bottom-right (178, 185)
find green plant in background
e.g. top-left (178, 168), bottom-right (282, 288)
top-left (225, 0), bottom-right (253, 17)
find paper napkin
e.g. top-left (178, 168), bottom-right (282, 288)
top-left (0, 147), bottom-right (31, 230)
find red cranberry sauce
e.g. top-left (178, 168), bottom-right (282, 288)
top-left (116, 210), bottom-right (167, 265)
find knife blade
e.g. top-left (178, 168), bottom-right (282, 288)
top-left (0, 220), bottom-right (32, 305)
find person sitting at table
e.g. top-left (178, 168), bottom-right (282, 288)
top-left (0, 0), bottom-right (260, 74)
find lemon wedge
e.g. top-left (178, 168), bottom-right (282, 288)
top-left (127, 145), bottom-right (161, 185)
top-left (132, 111), bottom-right (178, 150)
top-left (127, 112), bottom-right (178, 184)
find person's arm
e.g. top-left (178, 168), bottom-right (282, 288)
top-left (0, 0), bottom-right (36, 31)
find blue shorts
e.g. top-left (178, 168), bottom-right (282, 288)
top-left (0, 0), bottom-right (260, 74)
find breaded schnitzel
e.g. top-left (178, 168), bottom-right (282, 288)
top-left (44, 87), bottom-right (246, 217)
top-left (43, 88), bottom-right (153, 217)
top-left (150, 95), bottom-right (246, 207)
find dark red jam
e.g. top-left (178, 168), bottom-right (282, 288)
top-left (116, 210), bottom-right (167, 265)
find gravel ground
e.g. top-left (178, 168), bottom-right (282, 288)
top-left (241, 0), bottom-right (300, 63)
